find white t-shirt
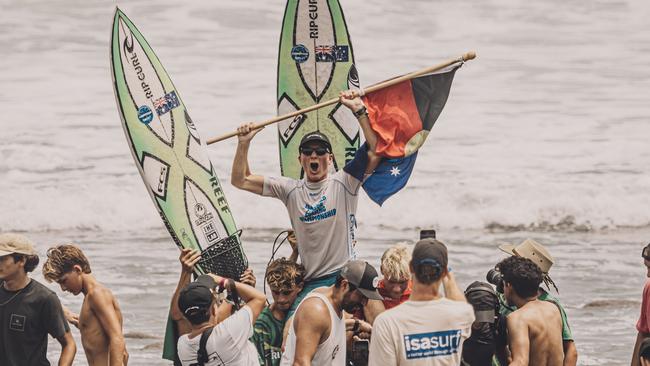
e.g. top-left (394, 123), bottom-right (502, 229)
top-left (281, 291), bottom-right (346, 366)
top-left (369, 298), bottom-right (475, 366)
top-left (177, 306), bottom-right (259, 366)
top-left (263, 169), bottom-right (363, 279)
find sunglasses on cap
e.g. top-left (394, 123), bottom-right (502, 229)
top-left (300, 147), bottom-right (330, 156)
top-left (642, 245), bottom-right (650, 260)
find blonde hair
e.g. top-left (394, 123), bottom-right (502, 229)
top-left (380, 243), bottom-right (411, 282)
top-left (43, 244), bottom-right (92, 282)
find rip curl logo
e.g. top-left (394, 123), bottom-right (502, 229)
top-left (403, 330), bottom-right (462, 359)
top-left (9, 314), bottom-right (26, 332)
top-left (299, 196), bottom-right (336, 223)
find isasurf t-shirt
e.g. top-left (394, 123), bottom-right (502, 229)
top-left (369, 298), bottom-right (475, 366)
top-left (0, 280), bottom-right (70, 366)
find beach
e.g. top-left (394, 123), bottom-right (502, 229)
top-left (1, 0), bottom-right (649, 364)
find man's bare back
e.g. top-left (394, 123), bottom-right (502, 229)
top-left (508, 299), bottom-right (564, 366)
top-left (80, 284), bottom-right (127, 366)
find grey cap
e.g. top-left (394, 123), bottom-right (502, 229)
top-left (340, 260), bottom-right (383, 300)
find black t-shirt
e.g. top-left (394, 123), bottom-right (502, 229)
top-left (0, 279), bottom-right (70, 366)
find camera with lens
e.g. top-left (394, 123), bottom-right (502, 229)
top-left (486, 268), bottom-right (504, 293)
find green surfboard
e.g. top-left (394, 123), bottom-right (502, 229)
top-left (110, 9), bottom-right (244, 276)
top-left (277, 0), bottom-right (361, 179)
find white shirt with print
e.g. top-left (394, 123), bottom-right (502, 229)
top-left (177, 306), bottom-right (259, 366)
top-left (369, 298), bottom-right (475, 366)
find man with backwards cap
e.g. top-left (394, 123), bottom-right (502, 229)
top-left (369, 238), bottom-right (474, 366)
top-left (281, 260), bottom-right (381, 366)
top-left (0, 233), bottom-right (77, 366)
top-left (231, 91), bottom-right (381, 316)
top-left (176, 273), bottom-right (266, 366)
top-left (497, 238), bottom-right (578, 366)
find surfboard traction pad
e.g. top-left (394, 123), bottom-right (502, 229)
top-left (111, 9), bottom-right (247, 278)
top-left (277, 0), bottom-right (361, 179)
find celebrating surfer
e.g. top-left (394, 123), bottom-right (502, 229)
top-left (231, 91), bottom-right (381, 315)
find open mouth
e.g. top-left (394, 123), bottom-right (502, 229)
top-left (309, 162), bottom-right (319, 173)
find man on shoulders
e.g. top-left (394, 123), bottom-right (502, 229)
top-left (369, 238), bottom-right (474, 365)
top-left (43, 244), bottom-right (128, 366)
top-left (498, 255), bottom-right (564, 366)
top-left (281, 260), bottom-right (380, 366)
top-left (231, 91), bottom-right (381, 314)
top-left (0, 233), bottom-right (76, 366)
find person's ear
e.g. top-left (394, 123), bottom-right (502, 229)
top-left (73, 264), bottom-right (82, 274)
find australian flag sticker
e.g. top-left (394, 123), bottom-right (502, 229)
top-left (315, 45), bottom-right (349, 62)
top-left (153, 90), bottom-right (180, 116)
top-left (403, 330), bottom-right (462, 359)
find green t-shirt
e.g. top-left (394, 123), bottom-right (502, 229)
top-left (250, 306), bottom-right (285, 366)
top-left (498, 289), bottom-right (573, 341)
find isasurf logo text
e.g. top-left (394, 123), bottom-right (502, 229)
top-left (403, 329), bottom-right (462, 359)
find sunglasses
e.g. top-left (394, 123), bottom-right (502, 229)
top-left (300, 147), bottom-right (330, 156)
top-left (643, 245), bottom-right (650, 260)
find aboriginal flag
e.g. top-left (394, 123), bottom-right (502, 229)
top-left (358, 64), bottom-right (460, 205)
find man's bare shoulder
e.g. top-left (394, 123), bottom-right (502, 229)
top-left (86, 284), bottom-right (117, 309)
top-left (294, 297), bottom-right (330, 329)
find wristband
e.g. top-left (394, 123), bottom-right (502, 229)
top-left (353, 106), bottom-right (367, 118)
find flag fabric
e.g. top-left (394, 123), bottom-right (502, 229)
top-left (362, 64), bottom-right (460, 158)
top-left (362, 151), bottom-right (418, 206)
top-left (351, 63), bottom-right (460, 205)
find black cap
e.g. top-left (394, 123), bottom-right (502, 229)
top-left (299, 131), bottom-right (332, 151)
top-left (178, 275), bottom-right (218, 316)
top-left (340, 260), bottom-right (383, 300)
top-left (641, 337), bottom-right (650, 359)
top-left (412, 238), bottom-right (448, 274)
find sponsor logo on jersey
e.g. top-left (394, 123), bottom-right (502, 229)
top-left (300, 196), bottom-right (336, 223)
top-left (137, 105), bottom-right (153, 124)
top-left (9, 314), bottom-right (26, 332)
top-left (291, 44), bottom-right (310, 63)
top-left (403, 329), bottom-right (462, 359)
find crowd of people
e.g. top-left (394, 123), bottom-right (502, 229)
top-left (0, 92), bottom-right (646, 366)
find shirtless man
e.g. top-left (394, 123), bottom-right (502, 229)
top-left (498, 256), bottom-right (563, 366)
top-left (43, 244), bottom-right (128, 366)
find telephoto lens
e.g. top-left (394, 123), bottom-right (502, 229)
top-left (486, 269), bottom-right (504, 293)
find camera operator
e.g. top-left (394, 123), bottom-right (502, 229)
top-left (487, 238), bottom-right (577, 366)
top-left (461, 281), bottom-right (505, 366)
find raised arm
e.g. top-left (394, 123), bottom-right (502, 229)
top-left (507, 314), bottom-right (530, 366)
top-left (170, 249), bottom-right (200, 323)
top-left (339, 91), bottom-right (382, 174)
top-left (88, 288), bottom-right (126, 366)
top-left (441, 271), bottom-right (466, 302)
top-left (207, 274), bottom-right (266, 323)
top-left (231, 122), bottom-right (265, 195)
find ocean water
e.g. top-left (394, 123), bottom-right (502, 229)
top-left (1, 0), bottom-right (649, 364)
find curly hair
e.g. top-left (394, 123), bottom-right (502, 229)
top-left (498, 256), bottom-right (542, 298)
top-left (380, 243), bottom-right (411, 282)
top-left (265, 258), bottom-right (305, 292)
top-left (42, 244), bottom-right (92, 282)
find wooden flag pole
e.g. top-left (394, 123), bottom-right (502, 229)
top-left (206, 51), bottom-right (476, 145)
